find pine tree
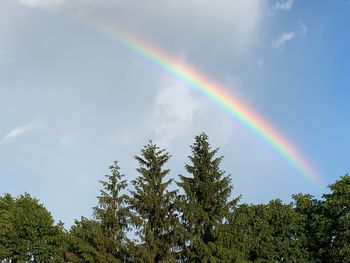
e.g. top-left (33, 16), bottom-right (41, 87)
top-left (93, 161), bottom-right (131, 261)
top-left (177, 133), bottom-right (239, 262)
top-left (130, 142), bottom-right (178, 263)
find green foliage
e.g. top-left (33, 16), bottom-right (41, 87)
top-left (130, 141), bottom-right (178, 263)
top-left (230, 200), bottom-right (308, 262)
top-left (0, 193), bottom-right (64, 262)
top-left (177, 133), bottom-right (239, 262)
top-left (65, 217), bottom-right (118, 262)
top-left (323, 174), bottom-right (350, 262)
top-left (66, 162), bottom-right (132, 262)
top-left (94, 161), bottom-right (131, 260)
top-left (293, 193), bottom-right (331, 262)
top-left (1, 133), bottom-right (349, 263)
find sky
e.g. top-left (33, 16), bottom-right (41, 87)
top-left (1, 0), bottom-right (350, 227)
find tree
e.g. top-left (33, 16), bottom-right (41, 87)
top-left (230, 200), bottom-right (308, 262)
top-left (129, 142), bottom-right (178, 263)
top-left (93, 161), bottom-right (131, 261)
top-left (66, 162), bottom-right (131, 262)
top-left (293, 193), bottom-right (331, 262)
top-left (177, 133), bottom-right (239, 262)
top-left (65, 217), bottom-right (116, 263)
top-left (0, 194), bottom-right (12, 260)
top-left (322, 174), bottom-right (350, 262)
top-left (0, 193), bottom-right (64, 262)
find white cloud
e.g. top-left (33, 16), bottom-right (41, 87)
top-left (274, 0), bottom-right (295, 11)
top-left (1, 119), bottom-right (45, 143)
top-left (272, 31), bottom-right (295, 49)
top-left (151, 81), bottom-right (204, 147)
top-left (150, 71), bottom-right (245, 147)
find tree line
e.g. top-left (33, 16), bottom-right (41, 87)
top-left (0, 133), bottom-right (349, 262)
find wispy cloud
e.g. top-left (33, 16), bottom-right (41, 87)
top-left (1, 119), bottom-right (46, 144)
top-left (274, 0), bottom-right (295, 11)
top-left (16, 0), bottom-right (65, 8)
top-left (300, 22), bottom-right (308, 35)
top-left (272, 31), bottom-right (295, 50)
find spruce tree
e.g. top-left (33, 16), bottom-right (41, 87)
top-left (130, 142), bottom-right (178, 263)
top-left (93, 161), bottom-right (131, 261)
top-left (177, 133), bottom-right (238, 262)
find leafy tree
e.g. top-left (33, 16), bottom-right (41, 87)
top-left (230, 200), bottom-right (308, 262)
top-left (129, 142), bottom-right (178, 263)
top-left (0, 194), bottom-right (12, 260)
top-left (0, 193), bottom-right (64, 262)
top-left (322, 174), bottom-right (350, 262)
top-left (293, 193), bottom-right (331, 262)
top-left (177, 133), bottom-right (239, 262)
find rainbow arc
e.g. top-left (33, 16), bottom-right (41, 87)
top-left (82, 19), bottom-right (320, 185)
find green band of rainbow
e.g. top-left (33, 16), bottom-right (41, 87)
top-left (82, 19), bottom-right (321, 185)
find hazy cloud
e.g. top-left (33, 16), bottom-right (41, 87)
top-left (14, 0), bottom-right (265, 55)
top-left (16, 0), bottom-right (65, 8)
top-left (274, 0), bottom-right (295, 11)
top-left (272, 31), bottom-right (295, 49)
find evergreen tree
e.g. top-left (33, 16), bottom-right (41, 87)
top-left (177, 133), bottom-right (239, 262)
top-left (130, 142), bottom-right (178, 263)
top-left (93, 161), bottom-right (131, 261)
top-left (66, 217), bottom-right (116, 263)
top-left (66, 162), bottom-right (131, 262)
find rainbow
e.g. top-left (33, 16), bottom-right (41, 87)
top-left (80, 18), bottom-right (321, 185)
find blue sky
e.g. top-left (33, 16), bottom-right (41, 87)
top-left (0, 0), bottom-right (349, 226)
